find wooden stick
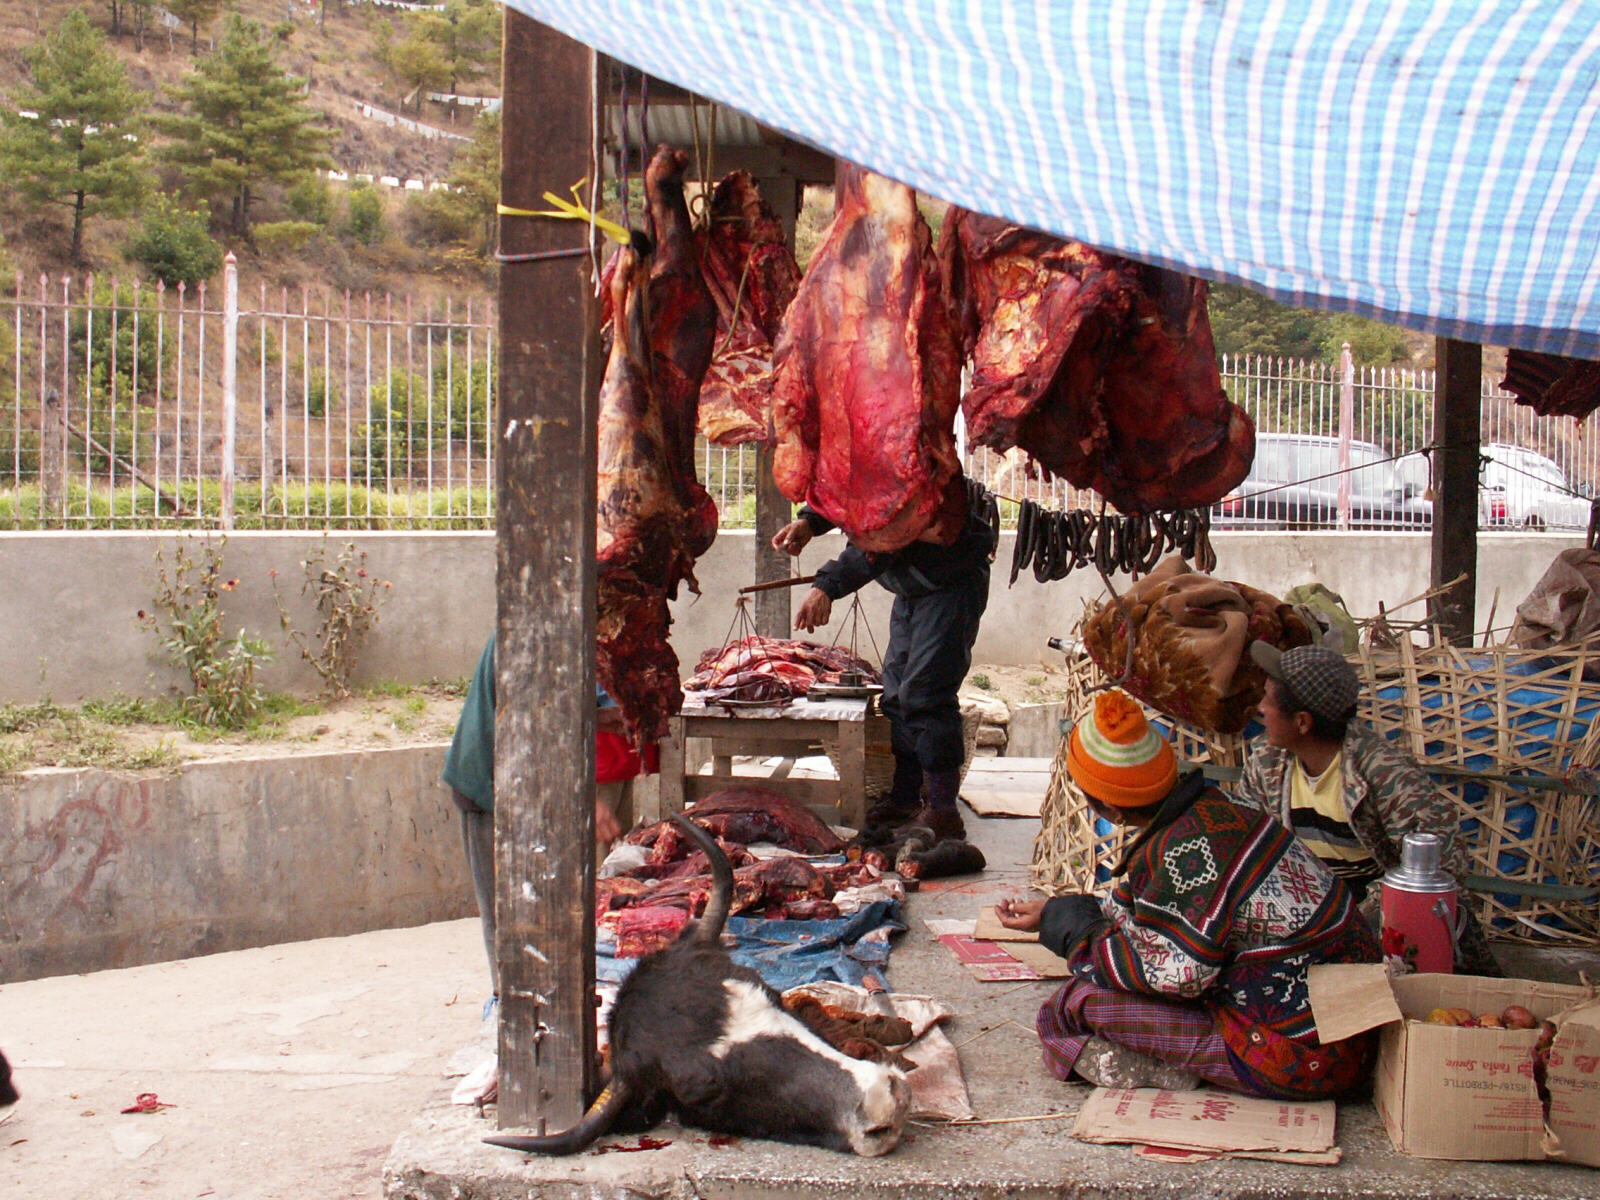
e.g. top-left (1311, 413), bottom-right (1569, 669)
top-left (738, 573), bottom-right (816, 595)
top-left (65, 417), bottom-right (187, 514)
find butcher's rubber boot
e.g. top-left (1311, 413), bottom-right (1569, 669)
top-left (865, 755), bottom-right (923, 827)
top-left (1072, 1037), bottom-right (1201, 1091)
top-left (918, 768), bottom-right (967, 843)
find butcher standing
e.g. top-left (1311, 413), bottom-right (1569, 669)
top-left (772, 491), bottom-right (995, 842)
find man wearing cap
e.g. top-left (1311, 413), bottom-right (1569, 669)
top-left (998, 690), bottom-right (1381, 1097)
top-left (1236, 642), bottom-right (1498, 975)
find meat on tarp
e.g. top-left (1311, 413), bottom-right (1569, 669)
top-left (598, 858), bottom-right (889, 956)
top-left (938, 207), bottom-right (1255, 514)
top-left (627, 785), bottom-right (847, 856)
top-left (770, 164), bottom-right (967, 552)
top-left (596, 146), bottom-right (720, 744)
top-left (684, 636), bottom-right (880, 704)
top-left (695, 171), bottom-right (803, 446)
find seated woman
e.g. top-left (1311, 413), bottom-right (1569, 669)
top-left (998, 690), bottom-right (1381, 1097)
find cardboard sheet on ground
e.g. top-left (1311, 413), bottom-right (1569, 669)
top-left (784, 981), bottom-right (973, 1121)
top-left (973, 904), bottom-right (1039, 942)
top-left (960, 757), bottom-right (1051, 817)
top-left (1073, 1087), bottom-right (1340, 1164)
top-left (925, 918), bottom-right (1073, 981)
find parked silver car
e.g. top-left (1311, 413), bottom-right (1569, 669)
top-left (1212, 433), bottom-right (1430, 530)
top-left (1479, 443), bottom-right (1591, 531)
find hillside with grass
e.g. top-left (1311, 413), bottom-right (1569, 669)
top-left (0, 0), bottom-right (500, 305)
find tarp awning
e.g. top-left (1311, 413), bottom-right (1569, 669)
top-left (501, 1), bottom-right (1600, 358)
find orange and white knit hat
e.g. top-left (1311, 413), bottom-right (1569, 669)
top-left (1067, 690), bottom-right (1177, 808)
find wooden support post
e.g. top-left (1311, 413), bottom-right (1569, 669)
top-left (753, 176), bottom-right (804, 639)
top-left (1430, 338), bottom-right (1481, 643)
top-left (494, 12), bottom-right (602, 1132)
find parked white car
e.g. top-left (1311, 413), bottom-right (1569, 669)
top-left (1479, 443), bottom-right (1591, 531)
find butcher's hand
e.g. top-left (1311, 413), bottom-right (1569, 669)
top-left (594, 798), bottom-right (622, 849)
top-left (995, 897), bottom-right (1047, 932)
top-left (771, 519), bottom-right (813, 556)
top-left (794, 587), bottom-right (832, 633)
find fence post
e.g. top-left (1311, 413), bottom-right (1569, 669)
top-left (1336, 342), bottom-right (1354, 529)
top-left (220, 252), bottom-right (238, 530)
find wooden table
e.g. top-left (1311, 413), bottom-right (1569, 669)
top-left (658, 696), bottom-right (874, 828)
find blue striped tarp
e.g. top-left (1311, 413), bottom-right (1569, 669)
top-left (500, 1), bottom-right (1600, 358)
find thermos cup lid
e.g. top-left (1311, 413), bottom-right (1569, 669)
top-left (1382, 832), bottom-right (1457, 893)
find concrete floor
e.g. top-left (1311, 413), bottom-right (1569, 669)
top-left (3, 808), bottom-right (1594, 1200)
top-left (0, 919), bottom-right (487, 1200)
top-left (385, 814), bottom-right (1600, 1200)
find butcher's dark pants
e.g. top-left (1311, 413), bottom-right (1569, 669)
top-left (881, 570), bottom-right (989, 773)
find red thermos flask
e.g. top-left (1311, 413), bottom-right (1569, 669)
top-left (1379, 832), bottom-right (1458, 975)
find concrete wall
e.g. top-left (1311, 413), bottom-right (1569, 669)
top-left (0, 528), bottom-right (1582, 703)
top-left (0, 745), bottom-right (471, 983)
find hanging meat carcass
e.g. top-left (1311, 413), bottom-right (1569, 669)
top-left (596, 147), bottom-right (719, 744)
top-left (695, 171), bottom-right (803, 446)
top-left (938, 208), bottom-right (1254, 514)
top-left (770, 165), bottom-right (966, 552)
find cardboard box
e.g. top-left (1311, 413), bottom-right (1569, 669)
top-left (1309, 964), bottom-right (1600, 1164)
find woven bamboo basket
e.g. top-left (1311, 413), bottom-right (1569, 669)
top-left (1353, 638), bottom-right (1600, 944)
top-left (1030, 642), bottom-right (1600, 945)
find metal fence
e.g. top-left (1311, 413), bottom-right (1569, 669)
top-left (3, 267), bottom-right (1596, 531)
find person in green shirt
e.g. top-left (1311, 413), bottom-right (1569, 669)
top-left (443, 632), bottom-right (627, 992)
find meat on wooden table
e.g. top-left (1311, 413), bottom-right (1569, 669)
top-left (596, 146), bottom-right (719, 744)
top-left (770, 164), bottom-right (966, 552)
top-left (939, 207), bottom-right (1255, 513)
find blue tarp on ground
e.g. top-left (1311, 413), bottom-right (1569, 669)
top-left (501, 0), bottom-right (1600, 357)
top-left (597, 899), bottom-right (904, 991)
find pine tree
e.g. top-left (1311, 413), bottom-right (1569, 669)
top-left (0, 10), bottom-right (147, 264)
top-left (447, 108), bottom-right (499, 251)
top-left (165, 0), bottom-right (224, 54)
top-left (419, 0), bottom-right (501, 95)
top-left (157, 17), bottom-right (333, 237)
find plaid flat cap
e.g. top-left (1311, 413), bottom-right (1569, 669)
top-left (1250, 642), bottom-right (1360, 721)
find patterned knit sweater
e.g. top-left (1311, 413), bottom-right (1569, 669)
top-left (1076, 772), bottom-right (1382, 1095)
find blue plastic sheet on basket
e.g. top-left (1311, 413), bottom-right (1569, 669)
top-left (1371, 654), bottom-right (1600, 931)
top-left (597, 899), bottom-right (904, 992)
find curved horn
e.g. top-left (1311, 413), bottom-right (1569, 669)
top-left (671, 812), bottom-right (733, 945)
top-left (482, 1081), bottom-right (630, 1156)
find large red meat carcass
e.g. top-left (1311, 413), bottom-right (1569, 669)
top-left (938, 208), bottom-right (1254, 513)
top-left (596, 147), bottom-right (720, 744)
top-left (770, 165), bottom-right (966, 552)
top-left (695, 172), bottom-right (804, 446)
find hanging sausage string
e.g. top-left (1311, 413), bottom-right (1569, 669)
top-left (1008, 500), bottom-right (1216, 584)
top-left (963, 478), bottom-right (1214, 584)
